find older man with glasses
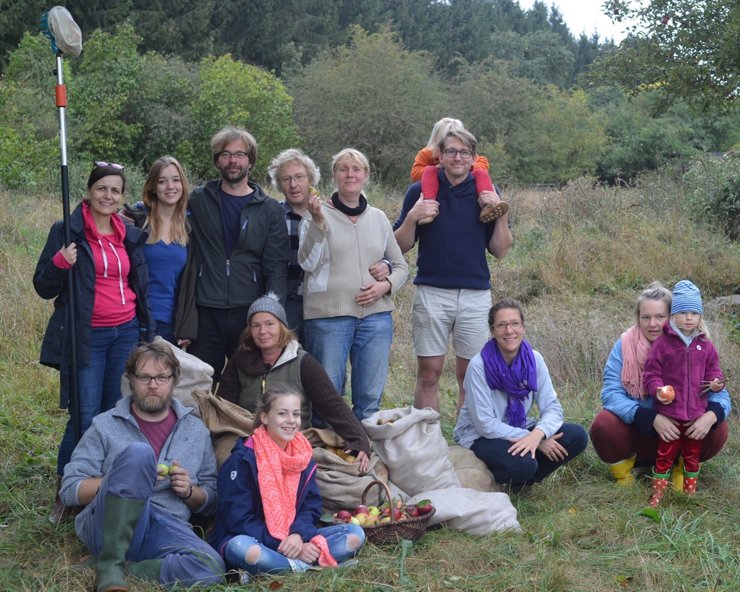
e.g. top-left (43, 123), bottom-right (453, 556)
top-left (394, 128), bottom-right (512, 415)
top-left (60, 342), bottom-right (224, 591)
top-left (183, 126), bottom-right (288, 384)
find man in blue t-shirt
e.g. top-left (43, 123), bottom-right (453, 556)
top-left (187, 127), bottom-right (288, 383)
top-left (394, 128), bottom-right (512, 414)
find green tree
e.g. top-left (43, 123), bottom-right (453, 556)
top-left (68, 23), bottom-right (145, 163)
top-left (178, 54), bottom-right (299, 182)
top-left (287, 25), bottom-right (447, 184)
top-left (591, 90), bottom-right (700, 183)
top-left (593, 0), bottom-right (739, 112)
top-left (0, 33), bottom-right (62, 189)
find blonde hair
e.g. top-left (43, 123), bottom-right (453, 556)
top-left (427, 117), bottom-right (464, 156)
top-left (141, 156), bottom-right (190, 246)
top-left (634, 281), bottom-right (672, 325)
top-left (331, 148), bottom-right (370, 176)
top-left (670, 313), bottom-right (710, 338)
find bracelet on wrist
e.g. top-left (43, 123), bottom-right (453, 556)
top-left (183, 483), bottom-right (194, 500)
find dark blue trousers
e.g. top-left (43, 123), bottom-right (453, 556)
top-left (471, 422), bottom-right (588, 488)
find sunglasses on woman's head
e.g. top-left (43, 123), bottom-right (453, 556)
top-left (94, 161), bottom-right (125, 171)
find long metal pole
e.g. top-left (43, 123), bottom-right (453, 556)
top-left (55, 53), bottom-right (80, 442)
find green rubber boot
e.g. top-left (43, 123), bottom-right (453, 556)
top-left (96, 496), bottom-right (145, 592)
top-left (608, 455), bottom-right (636, 486)
top-left (127, 559), bottom-right (163, 582)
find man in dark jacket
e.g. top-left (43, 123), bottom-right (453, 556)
top-left (186, 126), bottom-right (289, 383)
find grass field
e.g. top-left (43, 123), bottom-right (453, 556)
top-left (0, 175), bottom-right (738, 591)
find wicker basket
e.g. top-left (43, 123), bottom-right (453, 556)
top-left (360, 480), bottom-right (435, 545)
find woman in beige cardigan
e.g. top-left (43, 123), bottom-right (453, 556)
top-left (299, 148), bottom-right (408, 421)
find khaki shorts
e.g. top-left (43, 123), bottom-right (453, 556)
top-left (412, 286), bottom-right (491, 358)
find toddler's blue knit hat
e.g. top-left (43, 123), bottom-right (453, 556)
top-left (671, 280), bottom-right (703, 315)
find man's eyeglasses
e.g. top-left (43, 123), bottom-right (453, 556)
top-left (441, 149), bottom-right (473, 159)
top-left (94, 161), bottom-right (125, 171)
top-left (280, 173), bottom-right (308, 184)
top-left (218, 150), bottom-right (249, 161)
top-left (134, 374), bottom-right (174, 385)
top-left (493, 321), bottom-right (523, 331)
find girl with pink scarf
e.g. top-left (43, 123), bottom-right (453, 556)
top-left (211, 387), bottom-right (365, 579)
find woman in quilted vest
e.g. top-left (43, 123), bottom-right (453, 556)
top-left (217, 293), bottom-right (371, 472)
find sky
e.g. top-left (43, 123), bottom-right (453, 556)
top-left (518, 0), bottom-right (631, 42)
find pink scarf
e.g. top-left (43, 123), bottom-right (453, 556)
top-left (620, 325), bottom-right (651, 398)
top-left (251, 426), bottom-right (337, 567)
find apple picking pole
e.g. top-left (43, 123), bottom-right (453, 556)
top-left (55, 53), bottom-right (81, 443)
top-left (41, 7), bottom-right (83, 443)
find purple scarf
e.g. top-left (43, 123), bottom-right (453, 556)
top-left (480, 338), bottom-right (537, 429)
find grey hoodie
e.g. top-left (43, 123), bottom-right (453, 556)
top-left (60, 396), bottom-right (217, 523)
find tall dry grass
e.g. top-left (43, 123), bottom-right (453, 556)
top-left (1, 175), bottom-right (738, 591)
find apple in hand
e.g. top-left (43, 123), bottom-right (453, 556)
top-left (156, 463), bottom-right (170, 476)
top-left (657, 385), bottom-right (675, 404)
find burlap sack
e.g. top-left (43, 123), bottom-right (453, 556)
top-left (192, 389), bottom-right (254, 468)
top-left (409, 488), bottom-right (521, 535)
top-left (303, 428), bottom-right (394, 512)
top-left (447, 445), bottom-right (500, 492)
top-left (121, 336), bottom-right (213, 415)
top-left (362, 407), bottom-right (460, 496)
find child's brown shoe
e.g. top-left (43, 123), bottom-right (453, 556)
top-left (479, 201), bottom-right (509, 223)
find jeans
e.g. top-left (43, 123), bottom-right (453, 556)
top-left (304, 312), bottom-right (393, 420)
top-left (471, 423), bottom-right (588, 488)
top-left (77, 443), bottom-right (224, 587)
top-left (224, 523), bottom-right (365, 575)
top-left (154, 320), bottom-right (176, 346)
top-left (57, 317), bottom-right (140, 475)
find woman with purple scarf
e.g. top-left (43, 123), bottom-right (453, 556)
top-left (453, 298), bottom-right (587, 490)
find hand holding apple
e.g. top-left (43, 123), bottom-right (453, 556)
top-left (657, 385), bottom-right (675, 404)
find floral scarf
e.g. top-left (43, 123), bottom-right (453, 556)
top-left (480, 338), bottom-right (537, 429)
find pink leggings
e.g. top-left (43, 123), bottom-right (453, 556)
top-left (589, 409), bottom-right (728, 467)
top-left (421, 165), bottom-right (493, 199)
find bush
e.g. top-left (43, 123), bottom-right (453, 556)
top-left (683, 155), bottom-right (740, 241)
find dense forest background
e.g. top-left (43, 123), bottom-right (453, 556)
top-left (0, 0), bottom-right (738, 191)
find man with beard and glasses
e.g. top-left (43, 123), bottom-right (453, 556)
top-left (183, 126), bottom-right (288, 384)
top-left (60, 342), bottom-right (224, 591)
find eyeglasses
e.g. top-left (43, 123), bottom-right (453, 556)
top-left (280, 173), bottom-right (308, 184)
top-left (218, 150), bottom-right (249, 160)
top-left (493, 321), bottom-right (523, 331)
top-left (441, 149), bottom-right (473, 159)
top-left (134, 374), bottom-right (174, 385)
top-left (94, 161), bottom-right (125, 171)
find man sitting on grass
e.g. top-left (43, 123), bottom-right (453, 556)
top-left (60, 342), bottom-right (224, 591)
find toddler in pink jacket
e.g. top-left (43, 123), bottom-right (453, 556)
top-left (643, 280), bottom-right (725, 506)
